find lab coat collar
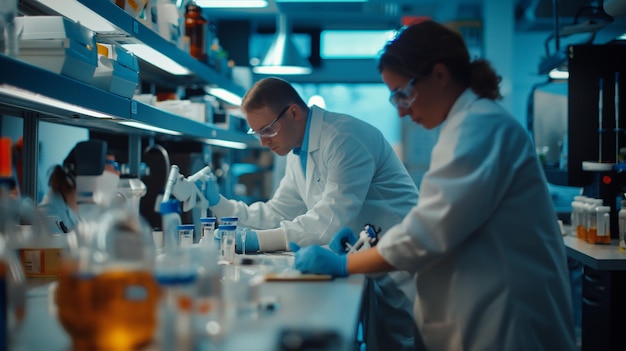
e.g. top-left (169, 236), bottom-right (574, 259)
top-left (302, 105), bottom-right (325, 183)
top-left (307, 105), bottom-right (325, 153)
top-left (444, 88), bottom-right (480, 126)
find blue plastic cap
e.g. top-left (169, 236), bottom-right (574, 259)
top-left (220, 216), bottom-right (238, 222)
top-left (159, 200), bottom-right (180, 214)
top-left (177, 224), bottom-right (195, 230)
top-left (217, 225), bottom-right (237, 231)
top-left (200, 217), bottom-right (217, 223)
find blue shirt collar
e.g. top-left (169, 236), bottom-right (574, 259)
top-left (292, 108), bottom-right (312, 174)
top-left (293, 108), bottom-right (312, 155)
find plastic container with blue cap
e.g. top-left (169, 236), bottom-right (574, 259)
top-left (159, 200), bottom-right (181, 252)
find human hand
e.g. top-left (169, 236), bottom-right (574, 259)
top-left (205, 176), bottom-right (221, 206)
top-left (235, 229), bottom-right (259, 254)
top-left (289, 243), bottom-right (348, 277)
top-left (328, 227), bottom-right (357, 255)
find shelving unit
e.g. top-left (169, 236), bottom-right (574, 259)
top-left (0, 0), bottom-right (260, 199)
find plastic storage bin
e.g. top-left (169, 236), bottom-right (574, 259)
top-left (14, 16), bottom-right (98, 84)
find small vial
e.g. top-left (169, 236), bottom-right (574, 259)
top-left (591, 206), bottom-right (611, 245)
top-left (199, 217), bottom-right (217, 245)
top-left (585, 198), bottom-right (603, 243)
top-left (571, 196), bottom-right (585, 238)
top-left (218, 225), bottom-right (236, 264)
top-left (178, 224), bottom-right (194, 247)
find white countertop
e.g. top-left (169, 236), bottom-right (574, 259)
top-left (562, 234), bottom-right (626, 270)
top-left (12, 253), bottom-right (365, 351)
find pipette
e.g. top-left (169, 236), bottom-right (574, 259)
top-left (345, 224), bottom-right (381, 254)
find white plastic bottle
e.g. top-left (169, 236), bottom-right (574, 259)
top-left (160, 200), bottom-right (182, 252)
top-left (571, 196), bottom-right (585, 237)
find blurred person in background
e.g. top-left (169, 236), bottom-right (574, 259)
top-left (38, 140), bottom-right (120, 233)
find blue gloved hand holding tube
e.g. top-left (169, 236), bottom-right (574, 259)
top-left (329, 227), bottom-right (357, 255)
top-left (289, 243), bottom-right (348, 278)
top-left (235, 229), bottom-right (259, 254)
top-left (205, 175), bottom-right (221, 206)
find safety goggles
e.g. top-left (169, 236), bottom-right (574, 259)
top-left (247, 105), bottom-right (290, 138)
top-left (389, 78), bottom-right (417, 109)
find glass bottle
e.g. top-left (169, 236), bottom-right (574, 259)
top-left (585, 198), bottom-right (603, 243)
top-left (593, 205), bottom-right (612, 245)
top-left (619, 200), bottom-right (626, 252)
top-left (572, 196), bottom-right (585, 238)
top-left (184, 2), bottom-right (207, 62)
top-left (0, 0), bottom-right (18, 57)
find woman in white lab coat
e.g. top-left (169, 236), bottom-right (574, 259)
top-left (208, 77), bottom-right (422, 350)
top-left (38, 164), bottom-right (79, 233)
top-left (292, 20), bottom-right (577, 351)
top-left (39, 142), bottom-right (120, 233)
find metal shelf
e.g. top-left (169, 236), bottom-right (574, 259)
top-left (76, 0), bottom-right (245, 94)
top-left (0, 54), bottom-right (258, 146)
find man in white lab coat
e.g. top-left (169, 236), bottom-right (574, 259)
top-left (207, 77), bottom-right (422, 350)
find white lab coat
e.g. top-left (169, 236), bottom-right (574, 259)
top-left (38, 191), bottom-right (79, 232)
top-left (378, 89), bottom-right (577, 351)
top-left (212, 105), bottom-right (421, 350)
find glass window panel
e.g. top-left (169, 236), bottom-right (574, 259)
top-left (321, 30), bottom-right (396, 59)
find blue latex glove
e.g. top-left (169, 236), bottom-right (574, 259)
top-left (329, 227), bottom-right (357, 255)
top-left (235, 229), bottom-right (259, 254)
top-left (289, 243), bottom-right (348, 278)
top-left (205, 176), bottom-right (221, 206)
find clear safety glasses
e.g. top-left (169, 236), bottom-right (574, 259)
top-left (389, 78), bottom-right (417, 109)
top-left (247, 105), bottom-right (290, 138)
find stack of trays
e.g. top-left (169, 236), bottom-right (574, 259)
top-left (93, 43), bottom-right (139, 98)
top-left (15, 16), bottom-right (98, 85)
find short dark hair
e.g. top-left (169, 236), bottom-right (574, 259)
top-left (241, 77), bottom-right (307, 114)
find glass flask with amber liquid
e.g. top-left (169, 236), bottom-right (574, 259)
top-left (185, 2), bottom-right (207, 62)
top-left (55, 206), bottom-right (160, 350)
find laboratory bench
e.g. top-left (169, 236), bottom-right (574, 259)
top-left (562, 234), bottom-right (626, 351)
top-left (11, 256), bottom-right (365, 351)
